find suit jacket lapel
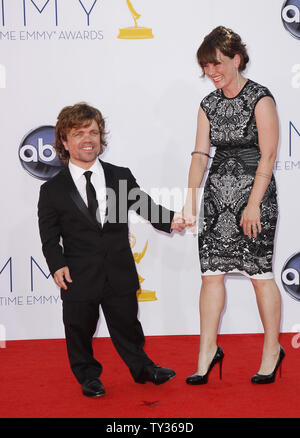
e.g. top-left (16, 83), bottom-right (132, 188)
top-left (100, 159), bottom-right (119, 227)
top-left (100, 159), bottom-right (114, 191)
top-left (59, 166), bottom-right (101, 230)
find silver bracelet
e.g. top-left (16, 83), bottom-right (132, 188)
top-left (191, 151), bottom-right (211, 158)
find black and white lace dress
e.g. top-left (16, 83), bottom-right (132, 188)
top-left (198, 79), bottom-right (278, 279)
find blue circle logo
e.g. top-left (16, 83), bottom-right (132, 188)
top-left (282, 0), bottom-right (300, 39)
top-left (19, 126), bottom-right (64, 180)
top-left (281, 252), bottom-right (300, 301)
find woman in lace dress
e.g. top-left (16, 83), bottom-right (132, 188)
top-left (183, 26), bottom-right (284, 385)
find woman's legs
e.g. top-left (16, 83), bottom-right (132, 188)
top-left (251, 278), bottom-right (282, 374)
top-left (196, 274), bottom-right (226, 375)
top-left (195, 275), bottom-right (282, 376)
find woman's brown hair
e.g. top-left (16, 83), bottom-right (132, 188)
top-left (54, 103), bottom-right (108, 163)
top-left (197, 26), bottom-right (249, 75)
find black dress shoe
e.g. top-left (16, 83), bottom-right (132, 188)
top-left (81, 378), bottom-right (105, 397)
top-left (136, 365), bottom-right (176, 385)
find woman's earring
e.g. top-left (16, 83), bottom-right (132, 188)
top-left (237, 69), bottom-right (241, 91)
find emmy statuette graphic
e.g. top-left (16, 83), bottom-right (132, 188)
top-left (129, 234), bottom-right (157, 302)
top-left (118, 0), bottom-right (154, 39)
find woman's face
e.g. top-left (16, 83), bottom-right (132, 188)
top-left (203, 49), bottom-right (240, 90)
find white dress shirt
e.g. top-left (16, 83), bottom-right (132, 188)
top-left (68, 159), bottom-right (107, 226)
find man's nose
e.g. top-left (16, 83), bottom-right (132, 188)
top-left (83, 132), bottom-right (93, 140)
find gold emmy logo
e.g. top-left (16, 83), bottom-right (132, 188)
top-left (129, 233), bottom-right (157, 302)
top-left (118, 0), bottom-right (154, 39)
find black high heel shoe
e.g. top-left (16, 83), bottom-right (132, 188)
top-left (251, 345), bottom-right (285, 384)
top-left (186, 346), bottom-right (224, 385)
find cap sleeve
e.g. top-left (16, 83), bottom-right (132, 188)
top-left (253, 86), bottom-right (276, 108)
top-left (200, 95), bottom-right (211, 121)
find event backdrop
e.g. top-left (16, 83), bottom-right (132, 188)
top-left (0, 0), bottom-right (299, 341)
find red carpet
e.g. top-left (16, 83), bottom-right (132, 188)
top-left (0, 333), bottom-right (299, 419)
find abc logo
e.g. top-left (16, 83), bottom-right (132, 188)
top-left (19, 126), bottom-right (64, 180)
top-left (281, 252), bottom-right (300, 301)
top-left (282, 0), bottom-right (300, 39)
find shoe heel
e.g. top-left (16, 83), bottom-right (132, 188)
top-left (219, 358), bottom-right (223, 380)
top-left (279, 346), bottom-right (285, 378)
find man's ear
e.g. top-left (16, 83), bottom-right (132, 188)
top-left (61, 136), bottom-right (69, 151)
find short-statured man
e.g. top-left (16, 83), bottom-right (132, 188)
top-left (38, 103), bottom-right (185, 397)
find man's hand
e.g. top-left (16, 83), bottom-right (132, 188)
top-left (171, 212), bottom-right (186, 232)
top-left (54, 266), bottom-right (72, 290)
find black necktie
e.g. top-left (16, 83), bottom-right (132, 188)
top-left (84, 171), bottom-right (99, 223)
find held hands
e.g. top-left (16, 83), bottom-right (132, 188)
top-left (54, 266), bottom-right (72, 290)
top-left (171, 210), bottom-right (197, 233)
top-left (240, 203), bottom-right (262, 239)
top-left (181, 204), bottom-right (197, 234)
top-left (171, 212), bottom-right (186, 232)
top-left (182, 212), bottom-right (197, 233)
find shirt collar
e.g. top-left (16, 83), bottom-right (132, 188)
top-left (68, 159), bottom-right (103, 181)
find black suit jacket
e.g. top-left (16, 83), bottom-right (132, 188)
top-left (38, 159), bottom-right (175, 301)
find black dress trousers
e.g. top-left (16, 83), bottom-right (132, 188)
top-left (62, 279), bottom-right (154, 384)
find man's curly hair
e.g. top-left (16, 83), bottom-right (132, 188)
top-left (54, 103), bottom-right (108, 163)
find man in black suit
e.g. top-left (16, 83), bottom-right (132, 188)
top-left (38, 103), bottom-right (185, 397)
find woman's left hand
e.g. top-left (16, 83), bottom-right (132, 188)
top-left (240, 204), bottom-right (262, 239)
